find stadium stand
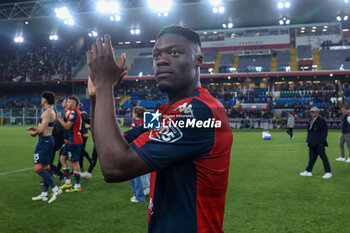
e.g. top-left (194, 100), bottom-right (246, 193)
top-left (319, 49), bottom-right (350, 70)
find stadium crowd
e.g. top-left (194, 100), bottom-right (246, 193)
top-left (0, 45), bottom-right (84, 82)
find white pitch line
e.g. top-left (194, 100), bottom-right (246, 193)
top-left (0, 167), bottom-right (33, 176)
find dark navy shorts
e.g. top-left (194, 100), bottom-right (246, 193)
top-left (34, 136), bottom-right (55, 165)
top-left (60, 143), bottom-right (82, 162)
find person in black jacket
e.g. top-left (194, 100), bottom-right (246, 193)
top-left (300, 107), bottom-right (332, 178)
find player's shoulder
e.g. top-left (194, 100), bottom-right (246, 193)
top-left (190, 88), bottom-right (226, 114)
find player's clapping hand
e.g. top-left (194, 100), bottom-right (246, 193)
top-left (87, 34), bottom-right (127, 89)
top-left (88, 77), bottom-right (96, 100)
top-left (26, 126), bottom-right (37, 131)
top-left (56, 111), bottom-right (62, 120)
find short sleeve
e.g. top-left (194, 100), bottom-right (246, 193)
top-left (67, 111), bottom-right (77, 123)
top-left (130, 99), bottom-right (216, 171)
top-left (124, 124), bottom-right (149, 144)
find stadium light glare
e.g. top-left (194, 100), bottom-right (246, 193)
top-left (218, 6), bottom-right (225, 13)
top-left (228, 23), bottom-right (233, 28)
top-left (110, 15), bottom-right (121, 21)
top-left (210, 0), bottom-right (222, 6)
top-left (25, 21), bottom-right (29, 25)
top-left (337, 16), bottom-right (342, 21)
top-left (125, 41), bottom-right (130, 44)
top-left (212, 7), bottom-right (218, 13)
top-left (279, 20), bottom-right (284, 25)
top-left (96, 1), bottom-right (120, 14)
top-left (64, 18), bottom-right (74, 25)
top-left (148, 0), bottom-right (172, 14)
top-left (322, 29), bottom-right (327, 32)
top-left (14, 36), bottom-right (24, 43)
top-left (286, 19), bottom-right (290, 24)
top-left (312, 26), bottom-right (316, 29)
top-left (222, 24), bottom-right (227, 28)
top-left (284, 2), bottom-right (291, 8)
top-left (49, 35), bottom-right (58, 40)
top-left (311, 29), bottom-right (316, 32)
top-left (345, 0), bottom-right (349, 3)
top-left (118, 42), bottom-right (123, 44)
top-left (344, 15), bottom-right (349, 21)
top-left (139, 72), bottom-right (143, 77)
top-left (136, 41), bottom-right (141, 44)
top-left (55, 7), bottom-right (72, 20)
top-left (130, 29), bottom-right (135, 35)
top-left (277, 2), bottom-right (284, 9)
top-left (135, 29), bottom-right (141, 35)
top-left (150, 40), bottom-right (156, 43)
top-left (89, 31), bottom-right (98, 37)
top-left (301, 30), bottom-right (305, 33)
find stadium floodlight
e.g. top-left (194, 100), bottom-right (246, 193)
top-left (96, 1), bottom-right (120, 14)
top-left (344, 15), bottom-right (349, 21)
top-left (14, 36), bottom-right (24, 43)
top-left (110, 15), bottom-right (121, 21)
top-left (222, 24), bottom-right (227, 28)
top-left (130, 29), bottom-right (135, 35)
top-left (345, 0), bottom-right (349, 3)
top-left (210, 0), bottom-right (222, 6)
top-left (25, 21), bottom-right (29, 25)
top-left (135, 29), bottom-right (140, 35)
top-left (139, 72), bottom-right (143, 77)
top-left (88, 31), bottom-right (98, 37)
top-left (218, 6), bottom-right (225, 13)
top-left (212, 7), bottom-right (218, 13)
top-left (64, 18), bottom-right (74, 25)
top-left (150, 40), bottom-right (156, 43)
top-left (279, 20), bottom-right (284, 25)
top-left (55, 7), bottom-right (72, 20)
top-left (337, 16), bottom-right (342, 21)
top-left (228, 23), bottom-right (233, 28)
top-left (148, 0), bottom-right (172, 15)
top-left (286, 19), bottom-right (290, 24)
top-left (55, 7), bottom-right (75, 25)
top-left (284, 2), bottom-right (291, 8)
top-left (277, 2), bottom-right (284, 9)
top-left (49, 35), bottom-right (58, 40)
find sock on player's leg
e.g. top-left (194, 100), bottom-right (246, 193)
top-left (36, 168), bottom-right (56, 190)
top-left (63, 168), bottom-right (71, 183)
top-left (73, 171), bottom-right (81, 188)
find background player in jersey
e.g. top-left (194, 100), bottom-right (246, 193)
top-left (128, 106), bottom-right (149, 203)
top-left (87, 25), bottom-right (233, 232)
top-left (27, 91), bottom-right (62, 203)
top-left (56, 96), bottom-right (83, 192)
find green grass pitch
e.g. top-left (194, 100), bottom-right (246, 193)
top-left (1, 126), bottom-right (350, 233)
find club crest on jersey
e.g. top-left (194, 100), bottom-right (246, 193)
top-left (143, 110), bottom-right (161, 129)
top-left (149, 124), bottom-right (183, 143)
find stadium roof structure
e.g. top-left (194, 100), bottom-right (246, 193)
top-left (0, 0), bottom-right (349, 49)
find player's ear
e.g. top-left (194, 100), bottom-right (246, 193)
top-left (195, 54), bottom-right (203, 68)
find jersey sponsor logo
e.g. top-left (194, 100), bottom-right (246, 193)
top-left (174, 102), bottom-right (193, 116)
top-left (144, 110), bottom-right (161, 129)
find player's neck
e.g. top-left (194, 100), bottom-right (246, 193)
top-left (166, 84), bottom-right (200, 107)
top-left (43, 103), bottom-right (51, 110)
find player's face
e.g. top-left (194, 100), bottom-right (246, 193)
top-left (41, 98), bottom-right (46, 106)
top-left (152, 34), bottom-right (201, 93)
top-left (61, 99), bottom-right (67, 108)
top-left (67, 99), bottom-right (76, 109)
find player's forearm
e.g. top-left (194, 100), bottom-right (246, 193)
top-left (57, 118), bottom-right (71, 130)
top-left (94, 85), bottom-right (130, 178)
top-left (90, 98), bottom-right (96, 142)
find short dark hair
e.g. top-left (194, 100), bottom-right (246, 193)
top-left (68, 95), bottom-right (80, 107)
top-left (157, 25), bottom-right (201, 47)
top-left (42, 91), bottom-right (55, 105)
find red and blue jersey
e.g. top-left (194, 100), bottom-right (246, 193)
top-left (130, 119), bottom-right (143, 129)
top-left (66, 107), bottom-right (83, 144)
top-left (125, 88), bottom-right (233, 233)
